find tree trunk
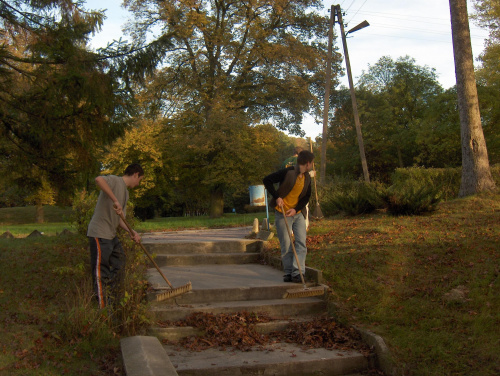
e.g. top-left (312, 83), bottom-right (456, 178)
top-left (449, 0), bottom-right (496, 196)
top-left (209, 185), bottom-right (224, 218)
top-left (35, 204), bottom-right (44, 224)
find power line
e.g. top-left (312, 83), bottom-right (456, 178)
top-left (344, 0), bottom-right (357, 13)
top-left (345, 9), bottom-right (488, 33)
top-left (348, 0), bottom-right (368, 21)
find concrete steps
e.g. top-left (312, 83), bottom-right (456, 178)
top-left (151, 252), bottom-right (261, 267)
top-left (121, 227), bottom-right (378, 376)
top-left (150, 296), bottom-right (326, 322)
top-left (165, 342), bottom-right (375, 376)
top-left (149, 284), bottom-right (320, 304)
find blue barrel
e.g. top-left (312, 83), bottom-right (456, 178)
top-left (249, 185), bottom-right (266, 206)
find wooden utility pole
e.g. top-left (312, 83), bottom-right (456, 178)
top-left (320, 5), bottom-right (335, 185)
top-left (336, 5), bottom-right (370, 182)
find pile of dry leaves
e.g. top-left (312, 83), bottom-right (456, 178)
top-left (160, 311), bottom-right (272, 351)
top-left (274, 317), bottom-right (372, 356)
top-left (160, 311), bottom-right (372, 355)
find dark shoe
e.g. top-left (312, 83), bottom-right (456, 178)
top-left (283, 274), bottom-right (292, 282)
top-left (291, 275), bottom-right (302, 283)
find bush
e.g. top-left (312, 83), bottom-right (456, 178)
top-left (391, 166), bottom-right (461, 201)
top-left (71, 190), bottom-right (98, 236)
top-left (389, 164), bottom-right (499, 205)
top-left (381, 178), bottom-right (443, 216)
top-left (320, 180), bottom-right (385, 216)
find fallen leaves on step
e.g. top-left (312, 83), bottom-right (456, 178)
top-left (160, 312), bottom-right (373, 356)
top-left (273, 317), bottom-right (372, 356)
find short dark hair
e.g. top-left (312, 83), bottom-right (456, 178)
top-left (124, 163), bottom-right (144, 176)
top-left (297, 150), bottom-right (314, 165)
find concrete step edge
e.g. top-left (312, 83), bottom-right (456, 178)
top-left (151, 253), bottom-right (261, 267)
top-left (150, 298), bottom-right (326, 321)
top-left (148, 285), bottom-right (320, 304)
top-left (165, 342), bottom-right (376, 376)
top-left (149, 318), bottom-right (320, 341)
top-left (143, 240), bottom-right (263, 255)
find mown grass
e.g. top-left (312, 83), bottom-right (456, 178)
top-left (135, 211), bottom-right (273, 232)
top-left (265, 191), bottom-right (500, 375)
top-left (0, 206), bottom-right (271, 236)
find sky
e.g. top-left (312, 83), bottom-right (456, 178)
top-left (84, 0), bottom-right (490, 138)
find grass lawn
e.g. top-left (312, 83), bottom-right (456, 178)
top-left (0, 206), bottom-right (271, 236)
top-left (264, 191), bottom-right (500, 375)
top-left (0, 193), bottom-right (498, 375)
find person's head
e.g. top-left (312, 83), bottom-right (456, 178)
top-left (124, 163), bottom-right (144, 177)
top-left (123, 163), bottom-right (144, 188)
top-left (297, 150), bottom-right (314, 173)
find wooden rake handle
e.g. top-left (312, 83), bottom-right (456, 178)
top-left (280, 204), bottom-right (306, 287)
top-left (114, 205), bottom-right (174, 289)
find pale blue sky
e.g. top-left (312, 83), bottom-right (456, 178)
top-left (84, 0), bottom-right (489, 137)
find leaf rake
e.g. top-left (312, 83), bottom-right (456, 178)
top-left (115, 207), bottom-right (192, 301)
top-left (280, 204), bottom-right (326, 299)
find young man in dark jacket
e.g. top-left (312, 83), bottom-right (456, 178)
top-left (263, 150), bottom-right (314, 283)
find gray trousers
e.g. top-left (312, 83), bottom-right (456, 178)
top-left (89, 236), bottom-right (126, 308)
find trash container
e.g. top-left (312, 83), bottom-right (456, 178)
top-left (249, 185), bottom-right (266, 206)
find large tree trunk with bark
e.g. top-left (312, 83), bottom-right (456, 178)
top-left (449, 0), bottom-right (496, 196)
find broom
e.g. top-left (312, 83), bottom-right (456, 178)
top-left (309, 137), bottom-right (323, 219)
top-left (280, 204), bottom-right (325, 299)
top-left (115, 206), bottom-right (192, 302)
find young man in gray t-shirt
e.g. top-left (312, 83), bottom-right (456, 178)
top-left (87, 163), bottom-right (144, 309)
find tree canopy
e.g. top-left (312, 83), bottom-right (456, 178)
top-left (114, 0), bottom-right (342, 215)
top-left (0, 0), bottom-right (133, 203)
top-left (328, 56), bottom-right (444, 180)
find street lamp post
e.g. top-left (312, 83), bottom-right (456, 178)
top-left (319, 5), bottom-right (335, 186)
top-left (336, 5), bottom-right (370, 183)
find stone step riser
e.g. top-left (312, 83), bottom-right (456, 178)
top-left (150, 320), bottom-right (308, 341)
top-left (171, 351), bottom-right (376, 376)
top-left (144, 240), bottom-right (263, 255)
top-left (151, 300), bottom-right (326, 322)
top-left (149, 286), bottom-right (304, 305)
top-left (152, 253), bottom-right (261, 267)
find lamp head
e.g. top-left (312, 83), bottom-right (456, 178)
top-left (346, 20), bottom-right (370, 35)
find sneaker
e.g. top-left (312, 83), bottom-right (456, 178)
top-left (283, 274), bottom-right (292, 282)
top-left (291, 275), bottom-right (302, 283)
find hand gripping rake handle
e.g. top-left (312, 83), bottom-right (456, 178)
top-left (280, 204), bottom-right (307, 288)
top-left (114, 205), bottom-right (175, 289)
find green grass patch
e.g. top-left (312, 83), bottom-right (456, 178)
top-left (264, 191), bottom-right (500, 375)
top-left (135, 212), bottom-right (274, 232)
top-left (0, 206), bottom-right (273, 237)
top-left (0, 233), bottom-right (150, 375)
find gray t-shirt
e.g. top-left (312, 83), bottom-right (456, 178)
top-left (87, 175), bottom-right (129, 239)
